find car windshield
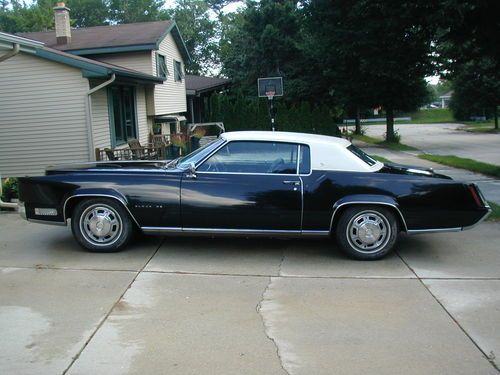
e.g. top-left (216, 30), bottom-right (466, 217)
top-left (347, 145), bottom-right (378, 166)
top-left (175, 138), bottom-right (225, 169)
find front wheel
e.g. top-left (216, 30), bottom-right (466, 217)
top-left (71, 198), bottom-right (133, 252)
top-left (335, 205), bottom-right (399, 260)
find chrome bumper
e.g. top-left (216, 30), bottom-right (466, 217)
top-left (18, 201), bottom-right (27, 220)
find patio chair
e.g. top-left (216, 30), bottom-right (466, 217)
top-left (127, 139), bottom-right (159, 160)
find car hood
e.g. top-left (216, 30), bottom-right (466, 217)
top-left (45, 160), bottom-right (171, 175)
top-left (378, 163), bottom-right (452, 180)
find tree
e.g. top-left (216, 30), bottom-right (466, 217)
top-left (163, 0), bottom-right (219, 75)
top-left (109, 0), bottom-right (163, 24)
top-left (66, 0), bottom-right (109, 27)
top-left (450, 58), bottom-right (500, 126)
top-left (438, 0), bottom-right (500, 128)
top-left (305, 0), bottom-right (438, 141)
top-left (220, 0), bottom-right (307, 102)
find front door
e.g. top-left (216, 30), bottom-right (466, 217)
top-left (180, 141), bottom-right (302, 231)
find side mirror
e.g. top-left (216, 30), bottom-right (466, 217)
top-left (187, 162), bottom-right (197, 178)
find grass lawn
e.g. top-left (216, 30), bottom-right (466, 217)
top-left (351, 134), bottom-right (419, 151)
top-left (400, 108), bottom-right (455, 124)
top-left (487, 201), bottom-right (500, 221)
top-left (461, 120), bottom-right (500, 133)
top-left (371, 155), bottom-right (392, 163)
top-left (418, 154), bottom-right (500, 178)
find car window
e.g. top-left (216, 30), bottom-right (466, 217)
top-left (176, 138), bottom-right (225, 169)
top-left (347, 144), bottom-right (377, 166)
top-left (198, 141), bottom-right (298, 174)
top-left (299, 145), bottom-right (311, 174)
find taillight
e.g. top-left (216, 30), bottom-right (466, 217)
top-left (468, 184), bottom-right (483, 207)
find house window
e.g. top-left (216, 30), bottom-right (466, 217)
top-left (156, 53), bottom-right (169, 78)
top-left (109, 86), bottom-right (137, 147)
top-left (174, 59), bottom-right (184, 82)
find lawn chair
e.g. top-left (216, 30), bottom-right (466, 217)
top-left (127, 139), bottom-right (160, 160)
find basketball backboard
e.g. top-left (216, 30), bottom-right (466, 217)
top-left (258, 77), bottom-right (283, 98)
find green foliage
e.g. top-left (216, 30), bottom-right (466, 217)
top-left (305, 0), bottom-right (438, 142)
top-left (449, 58), bottom-right (500, 122)
top-left (206, 93), bottom-right (341, 136)
top-left (1, 177), bottom-right (18, 202)
top-left (487, 202), bottom-right (500, 222)
top-left (109, 0), bottom-right (163, 24)
top-left (418, 154), bottom-right (500, 178)
top-left (220, 0), bottom-right (308, 102)
top-left (163, 0), bottom-right (219, 75)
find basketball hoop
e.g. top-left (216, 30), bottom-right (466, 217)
top-left (265, 90), bottom-right (276, 100)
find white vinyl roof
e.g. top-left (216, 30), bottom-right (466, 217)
top-left (220, 131), bottom-right (382, 172)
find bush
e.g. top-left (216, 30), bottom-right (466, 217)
top-left (1, 178), bottom-right (18, 202)
top-left (206, 93), bottom-right (342, 137)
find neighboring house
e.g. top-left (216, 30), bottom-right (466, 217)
top-left (439, 91), bottom-right (453, 108)
top-left (185, 74), bottom-right (231, 123)
top-left (0, 3), bottom-right (190, 177)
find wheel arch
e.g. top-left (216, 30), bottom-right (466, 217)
top-left (329, 195), bottom-right (408, 233)
top-left (63, 189), bottom-right (140, 228)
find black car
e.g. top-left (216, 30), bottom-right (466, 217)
top-left (18, 131), bottom-right (491, 260)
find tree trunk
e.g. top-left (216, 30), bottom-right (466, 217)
top-left (386, 107), bottom-right (395, 142)
top-left (495, 105), bottom-right (499, 130)
top-left (355, 106), bottom-right (361, 134)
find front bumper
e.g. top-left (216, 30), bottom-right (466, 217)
top-left (18, 201), bottom-right (26, 220)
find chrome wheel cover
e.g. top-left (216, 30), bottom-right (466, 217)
top-left (346, 210), bottom-right (391, 254)
top-left (79, 204), bottom-right (123, 246)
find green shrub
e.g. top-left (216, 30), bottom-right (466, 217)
top-left (1, 178), bottom-right (18, 202)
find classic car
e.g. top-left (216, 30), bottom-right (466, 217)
top-left (18, 131), bottom-right (491, 260)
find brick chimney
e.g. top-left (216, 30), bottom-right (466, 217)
top-left (53, 2), bottom-right (71, 45)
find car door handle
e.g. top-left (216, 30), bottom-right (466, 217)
top-left (283, 180), bottom-right (300, 186)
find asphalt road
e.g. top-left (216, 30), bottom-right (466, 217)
top-left (364, 123), bottom-right (500, 165)
top-left (1, 213), bottom-right (499, 375)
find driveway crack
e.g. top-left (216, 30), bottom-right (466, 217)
top-left (61, 237), bottom-right (165, 375)
top-left (257, 276), bottom-right (291, 375)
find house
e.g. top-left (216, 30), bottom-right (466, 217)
top-left (185, 74), bottom-right (231, 123)
top-left (439, 91), bottom-right (453, 108)
top-left (0, 3), bottom-right (190, 177)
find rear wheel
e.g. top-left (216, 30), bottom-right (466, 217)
top-left (71, 198), bottom-right (133, 252)
top-left (335, 205), bottom-right (399, 260)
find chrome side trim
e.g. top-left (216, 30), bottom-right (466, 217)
top-left (63, 193), bottom-right (140, 227)
top-left (196, 171), bottom-right (299, 176)
top-left (140, 226), bottom-right (325, 237)
top-left (461, 207), bottom-right (492, 231)
top-left (301, 230), bottom-right (330, 237)
top-left (27, 218), bottom-right (66, 226)
top-left (329, 201), bottom-right (409, 233)
top-left (407, 227), bottom-right (462, 234)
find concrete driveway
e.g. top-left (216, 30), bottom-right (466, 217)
top-left (1, 213), bottom-right (499, 375)
top-left (364, 123), bottom-right (500, 165)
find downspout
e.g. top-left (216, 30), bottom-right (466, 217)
top-left (85, 73), bottom-right (116, 161)
top-left (0, 44), bottom-right (20, 209)
top-left (0, 43), bottom-right (20, 63)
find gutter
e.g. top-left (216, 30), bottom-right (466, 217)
top-left (85, 74), bottom-right (116, 161)
top-left (0, 43), bottom-right (20, 63)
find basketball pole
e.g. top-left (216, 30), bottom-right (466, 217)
top-left (269, 96), bottom-right (275, 131)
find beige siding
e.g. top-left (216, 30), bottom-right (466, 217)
top-left (153, 33), bottom-right (187, 115)
top-left (0, 52), bottom-right (90, 177)
top-left (91, 52), bottom-right (152, 75)
top-left (136, 86), bottom-right (149, 144)
top-left (90, 89), bottom-right (111, 150)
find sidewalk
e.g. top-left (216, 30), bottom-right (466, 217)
top-left (355, 141), bottom-right (500, 205)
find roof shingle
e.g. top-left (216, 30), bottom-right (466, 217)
top-left (20, 20), bottom-right (173, 52)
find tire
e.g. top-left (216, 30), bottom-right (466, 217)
top-left (71, 198), bottom-right (133, 252)
top-left (335, 205), bottom-right (399, 260)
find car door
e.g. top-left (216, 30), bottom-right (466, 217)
top-left (180, 141), bottom-right (302, 232)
